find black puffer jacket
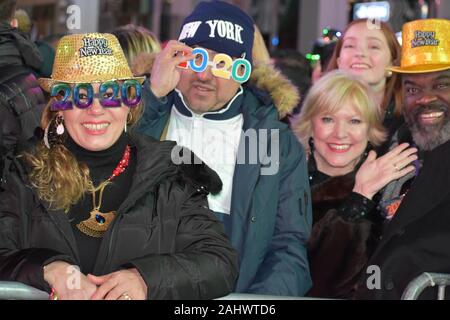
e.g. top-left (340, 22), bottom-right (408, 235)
top-left (0, 134), bottom-right (239, 300)
top-left (0, 23), bottom-right (45, 160)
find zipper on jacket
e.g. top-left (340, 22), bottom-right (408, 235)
top-left (100, 191), bottom-right (156, 274)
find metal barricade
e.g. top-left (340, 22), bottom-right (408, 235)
top-left (401, 273), bottom-right (450, 300)
top-left (0, 281), bottom-right (49, 300)
top-left (0, 281), bottom-right (313, 300)
top-left (217, 293), bottom-right (308, 300)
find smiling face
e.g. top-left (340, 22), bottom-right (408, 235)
top-left (60, 83), bottom-right (130, 151)
top-left (176, 48), bottom-right (242, 114)
top-left (403, 70), bottom-right (450, 151)
top-left (312, 103), bottom-right (370, 176)
top-left (337, 22), bottom-right (392, 92)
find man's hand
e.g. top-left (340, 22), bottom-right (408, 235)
top-left (353, 143), bottom-right (418, 200)
top-left (150, 40), bottom-right (194, 98)
top-left (43, 261), bottom-right (97, 300)
top-left (88, 268), bottom-right (148, 300)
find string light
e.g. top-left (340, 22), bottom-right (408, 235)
top-left (306, 53), bottom-right (321, 61)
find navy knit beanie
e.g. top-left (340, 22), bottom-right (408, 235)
top-left (178, 1), bottom-right (255, 65)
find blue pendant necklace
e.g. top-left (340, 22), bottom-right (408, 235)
top-left (76, 145), bottom-right (131, 238)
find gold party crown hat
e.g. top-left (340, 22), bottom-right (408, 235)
top-left (388, 19), bottom-right (450, 74)
top-left (39, 33), bottom-right (145, 92)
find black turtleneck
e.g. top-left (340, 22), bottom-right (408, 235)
top-left (65, 133), bottom-right (137, 274)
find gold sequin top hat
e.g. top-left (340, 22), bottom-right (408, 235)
top-left (38, 33), bottom-right (145, 92)
top-left (388, 19), bottom-right (450, 74)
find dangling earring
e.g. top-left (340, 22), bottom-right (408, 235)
top-left (44, 124), bottom-right (51, 149)
top-left (364, 141), bottom-right (373, 158)
top-left (385, 70), bottom-right (393, 78)
top-left (44, 114), bottom-right (66, 149)
top-left (56, 116), bottom-right (65, 135)
top-left (124, 112), bottom-right (133, 133)
top-left (308, 137), bottom-right (315, 156)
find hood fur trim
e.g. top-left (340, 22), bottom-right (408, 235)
top-left (177, 148), bottom-right (223, 195)
top-left (249, 63), bottom-right (300, 119)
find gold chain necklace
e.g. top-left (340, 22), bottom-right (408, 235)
top-left (76, 145), bottom-right (131, 238)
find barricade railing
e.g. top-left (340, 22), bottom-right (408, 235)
top-left (0, 281), bottom-right (49, 300)
top-left (401, 272), bottom-right (450, 300)
top-left (0, 281), bottom-right (311, 300)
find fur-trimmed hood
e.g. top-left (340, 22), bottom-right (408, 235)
top-left (249, 62), bottom-right (300, 119)
top-left (131, 52), bottom-right (301, 119)
top-left (128, 133), bottom-right (223, 196)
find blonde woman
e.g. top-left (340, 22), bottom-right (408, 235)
top-left (0, 33), bottom-right (237, 300)
top-left (112, 24), bottom-right (162, 76)
top-left (293, 70), bottom-right (417, 298)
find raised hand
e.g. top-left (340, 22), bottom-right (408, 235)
top-left (149, 40), bottom-right (194, 98)
top-left (353, 143), bottom-right (418, 200)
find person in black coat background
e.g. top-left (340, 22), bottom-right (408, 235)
top-left (0, 0), bottom-right (45, 166)
top-left (356, 18), bottom-right (450, 300)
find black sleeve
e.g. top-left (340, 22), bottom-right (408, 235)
top-left (127, 187), bottom-right (239, 300)
top-left (0, 170), bottom-right (76, 292)
top-left (338, 192), bottom-right (375, 222)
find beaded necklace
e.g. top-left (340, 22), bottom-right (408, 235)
top-left (76, 145), bottom-right (131, 238)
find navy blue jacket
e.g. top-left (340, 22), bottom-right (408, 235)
top-left (136, 80), bottom-right (312, 296)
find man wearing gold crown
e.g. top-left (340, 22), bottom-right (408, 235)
top-left (356, 18), bottom-right (450, 300)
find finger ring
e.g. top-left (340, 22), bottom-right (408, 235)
top-left (121, 292), bottom-right (132, 300)
top-left (49, 288), bottom-right (58, 300)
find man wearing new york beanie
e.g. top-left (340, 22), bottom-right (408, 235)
top-left (137, 0), bottom-right (312, 297)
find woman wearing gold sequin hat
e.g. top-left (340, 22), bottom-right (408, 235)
top-left (0, 33), bottom-right (238, 300)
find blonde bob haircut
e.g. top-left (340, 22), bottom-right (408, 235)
top-left (24, 99), bottom-right (143, 212)
top-left (113, 24), bottom-right (162, 64)
top-left (293, 70), bottom-right (386, 154)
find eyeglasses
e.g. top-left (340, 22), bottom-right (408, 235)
top-left (50, 80), bottom-right (142, 111)
top-left (177, 47), bottom-right (252, 84)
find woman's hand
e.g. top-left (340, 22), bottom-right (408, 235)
top-left (353, 143), bottom-right (418, 200)
top-left (150, 40), bottom-right (194, 98)
top-left (88, 268), bottom-right (148, 300)
top-left (43, 261), bottom-right (97, 300)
